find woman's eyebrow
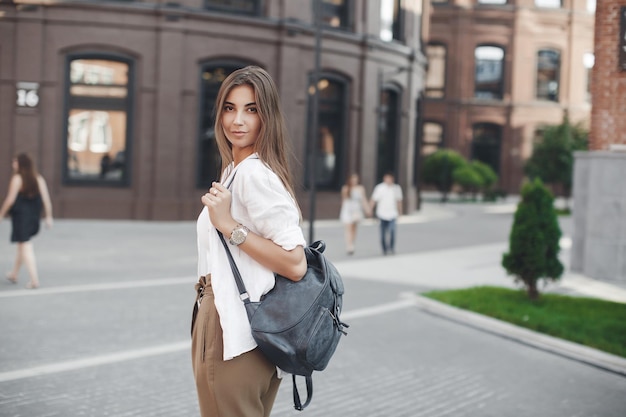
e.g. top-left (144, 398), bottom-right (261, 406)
top-left (223, 101), bottom-right (257, 107)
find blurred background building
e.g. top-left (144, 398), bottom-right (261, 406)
top-left (0, 0), bottom-right (428, 220)
top-left (421, 0), bottom-right (596, 192)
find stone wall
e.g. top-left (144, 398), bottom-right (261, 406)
top-left (571, 152), bottom-right (626, 283)
top-left (572, 1), bottom-right (626, 284)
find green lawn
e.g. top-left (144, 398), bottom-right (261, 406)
top-left (422, 286), bottom-right (626, 358)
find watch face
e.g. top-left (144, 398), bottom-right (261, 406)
top-left (232, 229), bottom-right (245, 243)
top-left (230, 226), bottom-right (248, 245)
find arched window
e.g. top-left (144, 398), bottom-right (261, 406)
top-left (422, 122), bottom-right (444, 157)
top-left (305, 73), bottom-right (349, 190)
top-left (472, 123), bottom-right (501, 175)
top-left (197, 60), bottom-right (255, 187)
top-left (380, 0), bottom-right (403, 42)
top-left (425, 43), bottom-right (446, 98)
top-left (536, 49), bottom-right (560, 102)
top-left (474, 45), bottom-right (504, 100)
top-left (63, 54), bottom-right (134, 185)
top-left (377, 86), bottom-right (402, 181)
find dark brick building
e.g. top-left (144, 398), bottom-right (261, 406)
top-left (0, 0), bottom-right (428, 220)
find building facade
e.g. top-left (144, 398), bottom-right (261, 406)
top-left (422, 0), bottom-right (595, 192)
top-left (571, 0), bottom-right (626, 284)
top-left (0, 0), bottom-right (428, 220)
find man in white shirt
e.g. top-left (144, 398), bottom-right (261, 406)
top-left (370, 172), bottom-right (403, 255)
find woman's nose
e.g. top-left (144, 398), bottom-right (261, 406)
top-left (234, 111), bottom-right (244, 125)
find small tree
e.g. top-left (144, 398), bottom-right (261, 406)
top-left (422, 149), bottom-right (468, 202)
top-left (524, 115), bottom-right (588, 205)
top-left (470, 160), bottom-right (498, 200)
top-left (502, 178), bottom-right (564, 299)
top-left (453, 165), bottom-right (482, 200)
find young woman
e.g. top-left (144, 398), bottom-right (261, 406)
top-left (192, 66), bottom-right (307, 417)
top-left (339, 173), bottom-right (371, 255)
top-left (0, 153), bottom-right (53, 289)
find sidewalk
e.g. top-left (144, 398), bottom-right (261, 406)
top-left (331, 200), bottom-right (626, 377)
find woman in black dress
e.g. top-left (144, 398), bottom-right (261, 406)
top-left (0, 153), bottom-right (53, 289)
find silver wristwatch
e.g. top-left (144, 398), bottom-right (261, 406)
top-left (229, 224), bottom-right (249, 246)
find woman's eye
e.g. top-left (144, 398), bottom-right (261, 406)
top-left (224, 105), bottom-right (234, 112)
top-left (247, 107), bottom-right (257, 113)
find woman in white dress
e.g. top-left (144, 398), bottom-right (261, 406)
top-left (339, 173), bottom-right (371, 254)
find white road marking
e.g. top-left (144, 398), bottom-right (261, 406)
top-left (0, 298), bottom-right (416, 383)
top-left (0, 276), bottom-right (197, 298)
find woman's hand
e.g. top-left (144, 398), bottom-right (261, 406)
top-left (201, 182), bottom-right (237, 235)
top-left (44, 216), bottom-right (53, 229)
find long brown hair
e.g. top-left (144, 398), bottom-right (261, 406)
top-left (16, 153), bottom-right (40, 198)
top-left (214, 66), bottom-right (298, 205)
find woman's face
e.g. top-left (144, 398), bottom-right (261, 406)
top-left (349, 174), bottom-right (359, 186)
top-left (11, 158), bottom-right (18, 173)
top-left (221, 85), bottom-right (261, 160)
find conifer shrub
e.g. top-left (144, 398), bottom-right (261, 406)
top-left (502, 178), bottom-right (564, 299)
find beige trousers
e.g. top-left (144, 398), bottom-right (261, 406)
top-left (191, 275), bottom-right (281, 417)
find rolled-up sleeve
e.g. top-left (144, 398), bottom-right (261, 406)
top-left (236, 164), bottom-right (305, 251)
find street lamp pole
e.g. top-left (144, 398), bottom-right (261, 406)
top-left (307, 0), bottom-right (322, 244)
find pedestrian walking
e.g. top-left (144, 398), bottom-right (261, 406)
top-left (339, 173), bottom-right (371, 255)
top-left (370, 172), bottom-right (403, 255)
top-left (192, 66), bottom-right (307, 417)
top-left (0, 153), bottom-right (53, 289)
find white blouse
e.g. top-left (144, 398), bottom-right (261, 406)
top-left (196, 153), bottom-right (306, 361)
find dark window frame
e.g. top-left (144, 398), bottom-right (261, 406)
top-left (304, 71), bottom-right (351, 191)
top-left (204, 0), bottom-right (263, 16)
top-left (471, 122), bottom-right (502, 175)
top-left (377, 83), bottom-right (403, 181)
top-left (196, 59), bottom-right (257, 188)
top-left (536, 48), bottom-right (561, 102)
top-left (320, 0), bottom-right (353, 31)
top-left (474, 44), bottom-right (505, 100)
top-left (62, 52), bottom-right (135, 187)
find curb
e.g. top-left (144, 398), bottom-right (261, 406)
top-left (411, 294), bottom-right (626, 377)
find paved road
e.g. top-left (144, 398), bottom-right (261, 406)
top-left (1, 202), bottom-right (625, 416)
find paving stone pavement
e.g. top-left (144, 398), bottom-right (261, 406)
top-left (1, 203), bottom-right (626, 417)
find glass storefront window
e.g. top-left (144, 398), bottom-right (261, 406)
top-left (197, 62), bottom-right (253, 187)
top-left (305, 74), bottom-right (348, 190)
top-left (64, 57), bottom-right (132, 184)
top-left (377, 87), bottom-right (401, 181)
